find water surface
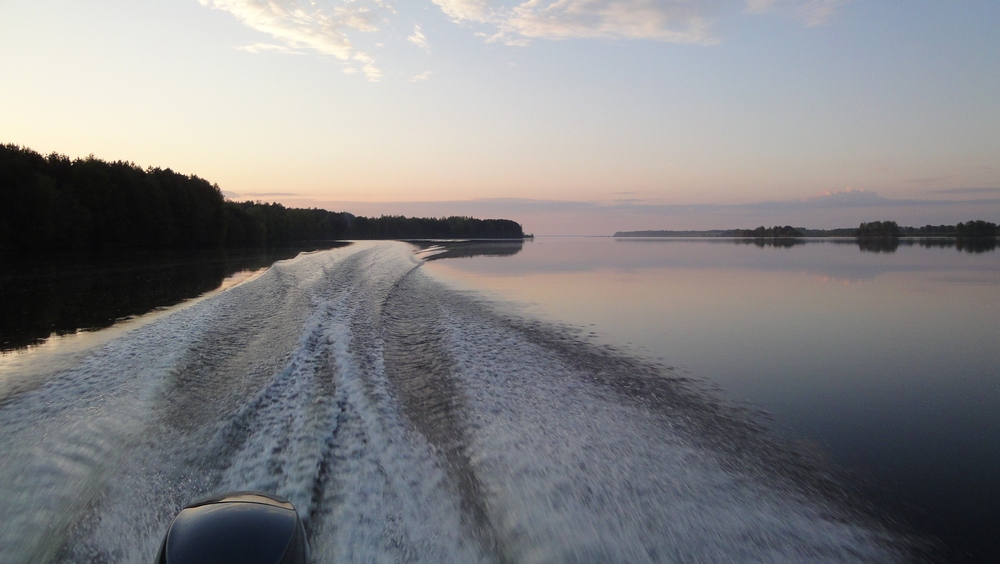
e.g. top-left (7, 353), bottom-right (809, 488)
top-left (0, 242), bottom-right (917, 562)
top-left (423, 236), bottom-right (1000, 561)
top-left (0, 247), bottom-right (336, 352)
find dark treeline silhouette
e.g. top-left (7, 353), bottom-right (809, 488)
top-left (618, 221), bottom-right (997, 240)
top-left (857, 220), bottom-right (901, 238)
top-left (898, 221), bottom-right (996, 238)
top-left (1, 144), bottom-right (523, 252)
top-left (901, 224), bottom-right (957, 236)
top-left (799, 227), bottom-right (858, 237)
top-left (347, 215), bottom-right (523, 240)
top-left (857, 220), bottom-right (997, 249)
top-left (731, 225), bottom-right (803, 238)
top-left (2, 145), bottom-right (227, 251)
top-left (955, 220), bottom-right (997, 238)
top-left (853, 220), bottom-right (996, 253)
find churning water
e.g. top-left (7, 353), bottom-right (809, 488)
top-left (0, 242), bottom-right (917, 562)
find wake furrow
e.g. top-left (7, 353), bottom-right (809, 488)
top-left (211, 300), bottom-right (340, 522)
top-left (425, 275), bottom-right (909, 562)
top-left (381, 268), bottom-right (512, 564)
top-left (0, 242), bottom-right (915, 563)
top-left (305, 244), bottom-right (488, 562)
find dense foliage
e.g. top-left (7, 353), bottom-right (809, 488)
top-left (0, 144), bottom-right (523, 252)
top-left (1, 145), bottom-right (227, 251)
top-left (955, 220), bottom-right (997, 238)
top-left (858, 220), bottom-right (995, 239)
top-left (731, 225), bottom-right (803, 238)
top-left (856, 220), bottom-right (901, 238)
top-left (900, 224), bottom-right (957, 236)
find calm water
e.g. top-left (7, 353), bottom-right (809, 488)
top-left (423, 237), bottom-right (1000, 562)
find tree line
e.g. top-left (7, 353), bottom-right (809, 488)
top-left (857, 220), bottom-right (997, 239)
top-left (617, 221), bottom-right (997, 239)
top-left (730, 225), bottom-right (804, 238)
top-left (736, 220), bottom-right (997, 239)
top-left (0, 144), bottom-right (523, 252)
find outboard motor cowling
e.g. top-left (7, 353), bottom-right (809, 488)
top-left (156, 491), bottom-right (308, 564)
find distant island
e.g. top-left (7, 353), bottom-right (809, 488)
top-left (0, 144), bottom-right (524, 253)
top-left (615, 220), bottom-right (998, 239)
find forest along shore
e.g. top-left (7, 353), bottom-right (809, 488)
top-left (0, 144), bottom-right (524, 254)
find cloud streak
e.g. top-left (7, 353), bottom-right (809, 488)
top-left (432, 0), bottom-right (720, 45)
top-left (201, 0), bottom-right (852, 78)
top-left (408, 24), bottom-right (431, 51)
top-left (237, 42), bottom-right (305, 54)
top-left (352, 51), bottom-right (382, 81)
top-left (431, 0), bottom-right (851, 46)
top-left (199, 0), bottom-right (384, 79)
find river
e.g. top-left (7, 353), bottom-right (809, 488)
top-left (2, 238), bottom-right (996, 561)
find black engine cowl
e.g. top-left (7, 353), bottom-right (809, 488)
top-left (156, 491), bottom-right (308, 564)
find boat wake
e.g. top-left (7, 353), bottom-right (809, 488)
top-left (0, 242), bottom-right (911, 562)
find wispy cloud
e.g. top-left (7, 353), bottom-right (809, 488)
top-left (745, 0), bottom-right (850, 26)
top-left (432, 0), bottom-right (719, 45)
top-left (203, 0), bottom-right (849, 79)
top-left (237, 42), bottom-right (305, 54)
top-left (408, 24), bottom-right (430, 51)
top-left (352, 51), bottom-right (382, 81)
top-left (507, 0), bottom-right (717, 44)
top-left (431, 0), bottom-right (849, 47)
top-left (199, 0), bottom-right (384, 79)
top-left (801, 187), bottom-right (887, 207)
top-left (434, 0), bottom-right (493, 24)
top-left (411, 71), bottom-right (433, 82)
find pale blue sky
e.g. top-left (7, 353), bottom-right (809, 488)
top-left (2, 1), bottom-right (998, 234)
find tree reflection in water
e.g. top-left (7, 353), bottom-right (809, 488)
top-left (0, 245), bottom-right (346, 352)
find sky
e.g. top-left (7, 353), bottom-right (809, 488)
top-left (2, 0), bottom-right (999, 235)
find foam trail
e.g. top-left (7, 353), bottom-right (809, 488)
top-left (0, 242), bottom-right (909, 562)
top-left (381, 255), bottom-right (908, 562)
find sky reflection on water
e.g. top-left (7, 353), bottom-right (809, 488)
top-left (423, 236), bottom-right (1000, 561)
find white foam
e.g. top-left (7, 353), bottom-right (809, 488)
top-left (0, 242), bottom-right (904, 562)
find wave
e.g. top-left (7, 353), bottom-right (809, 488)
top-left (0, 242), bottom-right (913, 562)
